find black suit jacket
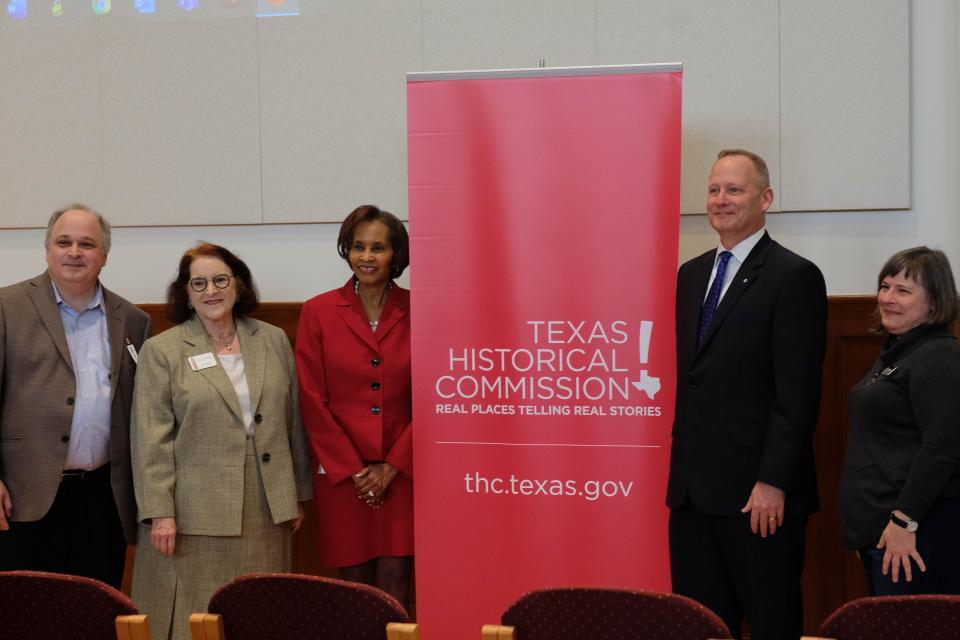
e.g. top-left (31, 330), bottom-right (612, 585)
top-left (666, 232), bottom-right (827, 516)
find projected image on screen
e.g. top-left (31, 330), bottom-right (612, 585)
top-left (2, 0), bottom-right (299, 20)
top-left (256, 0), bottom-right (296, 18)
top-left (6, 0), bottom-right (26, 19)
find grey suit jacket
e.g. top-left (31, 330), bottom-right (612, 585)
top-left (131, 316), bottom-right (313, 537)
top-left (0, 271), bottom-right (151, 543)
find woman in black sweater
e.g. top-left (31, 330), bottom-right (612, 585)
top-left (840, 246), bottom-right (960, 595)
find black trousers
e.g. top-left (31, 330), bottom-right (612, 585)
top-left (669, 502), bottom-right (808, 640)
top-left (0, 463), bottom-right (126, 589)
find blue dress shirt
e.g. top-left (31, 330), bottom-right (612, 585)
top-left (53, 282), bottom-right (112, 470)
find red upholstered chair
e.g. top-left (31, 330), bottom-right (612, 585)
top-left (819, 594), bottom-right (960, 640)
top-left (484, 586), bottom-right (733, 640)
top-left (0, 570), bottom-right (145, 640)
top-left (196, 572), bottom-right (413, 640)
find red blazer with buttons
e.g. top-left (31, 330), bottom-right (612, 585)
top-left (296, 279), bottom-right (412, 483)
top-left (295, 278), bottom-right (413, 565)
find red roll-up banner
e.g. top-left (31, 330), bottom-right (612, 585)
top-left (408, 64), bottom-right (682, 639)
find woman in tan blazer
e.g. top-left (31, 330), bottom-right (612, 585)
top-left (131, 243), bottom-right (312, 640)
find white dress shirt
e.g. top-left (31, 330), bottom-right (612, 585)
top-left (219, 353), bottom-right (255, 435)
top-left (703, 227), bottom-right (766, 304)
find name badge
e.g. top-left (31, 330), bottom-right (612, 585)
top-left (124, 338), bottom-right (139, 364)
top-left (188, 352), bottom-right (218, 371)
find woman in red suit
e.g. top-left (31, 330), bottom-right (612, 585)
top-left (295, 204), bottom-right (413, 610)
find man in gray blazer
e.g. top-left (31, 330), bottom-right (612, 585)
top-left (0, 204), bottom-right (151, 588)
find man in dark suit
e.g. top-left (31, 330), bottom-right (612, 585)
top-left (667, 150), bottom-right (827, 639)
top-left (0, 204), bottom-right (150, 588)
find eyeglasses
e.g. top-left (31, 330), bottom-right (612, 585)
top-left (188, 274), bottom-right (234, 292)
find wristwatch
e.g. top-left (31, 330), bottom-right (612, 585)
top-left (890, 511), bottom-right (919, 533)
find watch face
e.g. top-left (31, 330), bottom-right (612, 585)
top-left (892, 512), bottom-right (919, 533)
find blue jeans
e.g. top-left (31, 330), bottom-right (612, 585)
top-left (860, 496), bottom-right (960, 595)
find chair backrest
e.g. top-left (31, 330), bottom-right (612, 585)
top-left (500, 586), bottom-right (733, 640)
top-left (386, 622), bottom-right (421, 640)
top-left (189, 612), bottom-right (225, 640)
top-left (116, 614), bottom-right (153, 640)
top-left (819, 594), bottom-right (960, 640)
top-left (206, 572), bottom-right (411, 640)
top-left (0, 570), bottom-right (140, 640)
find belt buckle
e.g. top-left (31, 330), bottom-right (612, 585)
top-left (61, 469), bottom-right (86, 484)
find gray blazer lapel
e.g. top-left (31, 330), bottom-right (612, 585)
top-left (238, 318), bottom-right (265, 413)
top-left (103, 288), bottom-right (126, 402)
top-left (182, 317), bottom-right (244, 422)
top-left (27, 273), bottom-right (73, 374)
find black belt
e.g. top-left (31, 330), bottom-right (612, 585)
top-left (61, 463), bottom-right (109, 486)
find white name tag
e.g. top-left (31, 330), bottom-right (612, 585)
top-left (188, 352), bottom-right (218, 371)
top-left (126, 343), bottom-right (139, 364)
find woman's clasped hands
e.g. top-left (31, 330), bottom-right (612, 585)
top-left (352, 463), bottom-right (399, 509)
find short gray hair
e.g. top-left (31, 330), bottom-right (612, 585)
top-left (45, 203), bottom-right (112, 255)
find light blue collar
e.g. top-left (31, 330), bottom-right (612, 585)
top-left (52, 281), bottom-right (104, 315)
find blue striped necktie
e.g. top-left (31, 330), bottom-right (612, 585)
top-left (697, 251), bottom-right (732, 347)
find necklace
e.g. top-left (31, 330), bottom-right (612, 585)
top-left (354, 278), bottom-right (393, 303)
top-left (355, 280), bottom-right (392, 333)
top-left (210, 330), bottom-right (236, 351)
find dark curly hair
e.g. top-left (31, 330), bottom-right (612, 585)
top-left (166, 242), bottom-right (260, 324)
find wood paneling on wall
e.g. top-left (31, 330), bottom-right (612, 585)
top-left (134, 296), bottom-right (887, 631)
top-left (802, 297), bottom-right (880, 631)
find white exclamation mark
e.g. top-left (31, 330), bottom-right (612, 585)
top-left (639, 320), bottom-right (652, 365)
top-left (631, 321), bottom-right (661, 400)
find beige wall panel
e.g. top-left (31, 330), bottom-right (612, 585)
top-left (780, 0), bottom-right (911, 211)
top-left (421, 0), bottom-right (596, 71)
top-left (258, 3), bottom-right (421, 223)
top-left (0, 15), bottom-right (103, 226)
top-left (0, 1), bottom-right (914, 228)
top-left (597, 1), bottom-right (780, 214)
top-left (99, 5), bottom-right (262, 226)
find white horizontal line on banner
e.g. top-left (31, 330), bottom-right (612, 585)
top-left (436, 441), bottom-right (660, 448)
